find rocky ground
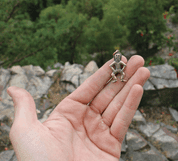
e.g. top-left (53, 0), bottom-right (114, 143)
top-left (0, 59), bottom-right (178, 161)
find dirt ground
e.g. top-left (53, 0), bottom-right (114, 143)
top-left (138, 105), bottom-right (178, 133)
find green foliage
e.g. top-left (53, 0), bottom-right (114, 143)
top-left (162, 0), bottom-right (178, 13)
top-left (0, 0), bottom-right (57, 70)
top-left (168, 57), bottom-right (178, 71)
top-left (68, 0), bottom-right (106, 20)
top-left (126, 0), bottom-right (166, 57)
top-left (144, 56), bottom-right (165, 67)
top-left (171, 3), bottom-right (178, 24)
top-left (171, 13), bottom-right (178, 24)
top-left (0, 0), bottom-right (177, 70)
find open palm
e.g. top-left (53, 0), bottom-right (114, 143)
top-left (7, 55), bottom-right (150, 161)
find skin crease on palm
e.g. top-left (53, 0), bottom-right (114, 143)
top-left (7, 55), bottom-right (150, 161)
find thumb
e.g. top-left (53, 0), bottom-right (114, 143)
top-left (7, 86), bottom-right (38, 126)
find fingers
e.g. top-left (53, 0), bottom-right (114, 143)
top-left (89, 55), bottom-right (144, 114)
top-left (110, 84), bottom-right (143, 143)
top-left (102, 67), bottom-right (150, 127)
top-left (67, 56), bottom-right (127, 104)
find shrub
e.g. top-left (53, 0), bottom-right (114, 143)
top-left (144, 56), bottom-right (165, 67)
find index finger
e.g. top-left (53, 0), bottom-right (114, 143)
top-left (67, 56), bottom-right (127, 104)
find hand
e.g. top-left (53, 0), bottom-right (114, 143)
top-left (7, 55), bottom-right (150, 161)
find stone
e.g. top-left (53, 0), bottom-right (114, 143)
top-left (0, 68), bottom-right (11, 90)
top-left (139, 122), bottom-right (160, 138)
top-left (132, 110), bottom-right (147, 125)
top-left (53, 62), bottom-right (64, 69)
top-left (143, 79), bottom-right (155, 90)
top-left (146, 64), bottom-right (178, 90)
top-left (33, 66), bottom-right (45, 76)
top-left (121, 48), bottom-right (136, 59)
top-left (61, 63), bottom-right (83, 82)
top-left (169, 107), bottom-right (178, 122)
top-left (121, 136), bottom-right (127, 152)
top-left (60, 61), bottom-right (99, 92)
top-left (126, 130), bottom-right (148, 151)
top-left (129, 150), bottom-right (168, 161)
top-left (84, 60), bottom-right (98, 74)
top-left (66, 83), bottom-right (76, 93)
top-left (10, 65), bottom-right (25, 75)
top-left (12, 154), bottom-right (18, 161)
top-left (79, 72), bottom-right (92, 85)
top-left (39, 108), bottom-right (53, 123)
top-left (165, 124), bottom-right (178, 134)
top-left (0, 150), bottom-right (15, 161)
top-left (46, 69), bottom-right (58, 77)
top-left (151, 127), bottom-right (178, 160)
top-left (71, 75), bottom-right (79, 88)
top-left (0, 64), bottom-right (56, 123)
top-left (22, 65), bottom-right (36, 77)
top-left (127, 129), bottom-right (168, 161)
top-left (141, 63), bottom-right (178, 107)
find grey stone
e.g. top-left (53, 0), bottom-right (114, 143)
top-left (160, 122), bottom-right (166, 127)
top-left (121, 136), bottom-right (127, 152)
top-left (0, 64), bottom-right (55, 123)
top-left (22, 65), bottom-right (36, 78)
top-left (6, 74), bottom-right (28, 95)
top-left (0, 150), bottom-right (15, 161)
top-left (84, 61), bottom-right (98, 74)
top-left (39, 108), bottom-right (53, 123)
top-left (0, 68), bottom-right (11, 90)
top-left (145, 64), bottom-right (178, 90)
top-left (11, 154), bottom-right (18, 161)
top-left (130, 151), bottom-right (168, 161)
top-left (143, 79), bottom-right (155, 90)
top-left (121, 49), bottom-right (136, 59)
top-left (126, 130), bottom-right (148, 151)
top-left (0, 124), bottom-right (11, 133)
top-left (0, 104), bottom-right (15, 122)
top-left (165, 124), bottom-right (178, 134)
top-left (132, 110), bottom-right (147, 125)
top-left (71, 75), bottom-right (79, 88)
top-left (66, 83), bottom-right (76, 93)
top-left (26, 76), bottom-right (53, 99)
top-left (151, 127), bottom-right (178, 160)
top-left (46, 69), bottom-right (58, 77)
top-left (169, 107), bottom-right (178, 122)
top-left (10, 65), bottom-right (25, 75)
top-left (33, 66), bottom-right (45, 76)
top-left (147, 64), bottom-right (177, 79)
top-left (146, 139), bottom-right (168, 161)
top-left (139, 122), bottom-right (160, 138)
top-left (61, 63), bottom-right (83, 81)
top-left (141, 63), bottom-right (178, 106)
top-left (79, 73), bottom-right (92, 85)
top-left (127, 129), bottom-right (168, 161)
top-left (53, 62), bottom-right (64, 69)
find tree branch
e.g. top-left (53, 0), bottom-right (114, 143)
top-left (6, 44), bottom-right (50, 68)
top-left (5, 1), bottom-right (21, 23)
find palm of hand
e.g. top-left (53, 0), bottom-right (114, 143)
top-left (8, 55), bottom-right (150, 161)
top-left (41, 98), bottom-right (119, 161)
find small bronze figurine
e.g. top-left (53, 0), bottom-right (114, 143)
top-left (109, 50), bottom-right (126, 82)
